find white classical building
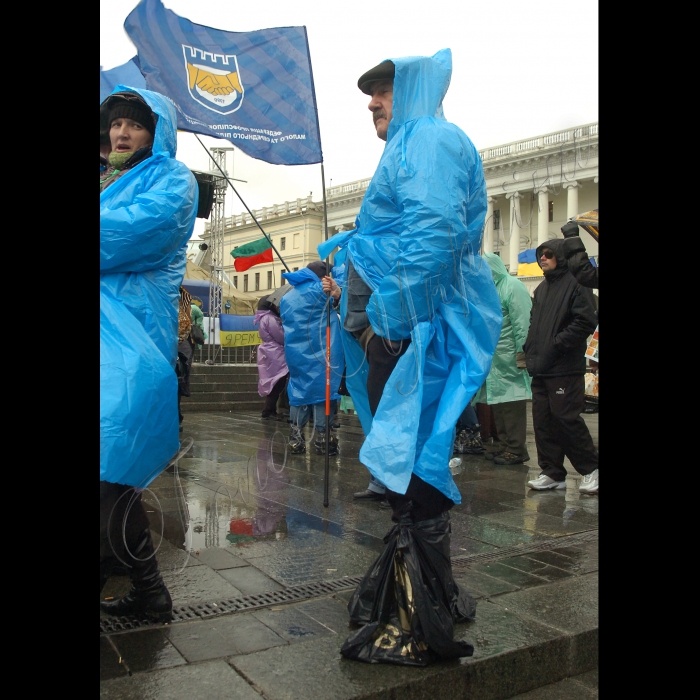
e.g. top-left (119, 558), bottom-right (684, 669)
top-left (200, 122), bottom-right (598, 297)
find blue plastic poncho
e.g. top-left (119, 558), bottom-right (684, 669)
top-left (279, 268), bottom-right (343, 406)
top-left (100, 85), bottom-right (198, 487)
top-left (318, 49), bottom-right (502, 503)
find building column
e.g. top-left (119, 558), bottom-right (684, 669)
top-left (506, 192), bottom-right (522, 276)
top-left (564, 181), bottom-right (580, 221)
top-left (484, 197), bottom-right (496, 254)
top-left (536, 187), bottom-right (549, 246)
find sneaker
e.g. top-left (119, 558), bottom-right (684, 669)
top-left (313, 431), bottom-right (339, 456)
top-left (484, 450), bottom-right (502, 461)
top-left (288, 427), bottom-right (306, 454)
top-left (494, 451), bottom-right (525, 465)
top-left (527, 474), bottom-right (566, 490)
top-left (578, 469), bottom-right (599, 494)
top-left (261, 410), bottom-right (279, 420)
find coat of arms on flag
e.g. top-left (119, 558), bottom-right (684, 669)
top-left (183, 46), bottom-right (244, 114)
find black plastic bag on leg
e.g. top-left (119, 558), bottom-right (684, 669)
top-left (341, 508), bottom-right (476, 666)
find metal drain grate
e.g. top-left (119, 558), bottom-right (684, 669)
top-left (100, 575), bottom-right (363, 635)
top-left (451, 529), bottom-right (598, 568)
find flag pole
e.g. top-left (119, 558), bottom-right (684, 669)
top-left (195, 134), bottom-right (291, 272)
top-left (321, 162), bottom-right (331, 509)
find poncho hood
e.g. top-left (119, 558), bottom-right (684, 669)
top-left (386, 49), bottom-right (451, 143)
top-left (100, 85), bottom-right (178, 159)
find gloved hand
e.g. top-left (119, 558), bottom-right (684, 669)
top-left (515, 351), bottom-right (527, 369)
top-left (561, 221), bottom-right (580, 238)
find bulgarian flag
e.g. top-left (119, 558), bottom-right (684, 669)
top-left (231, 237), bottom-right (273, 272)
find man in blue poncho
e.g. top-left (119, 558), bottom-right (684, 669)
top-left (329, 51), bottom-right (503, 665)
top-left (100, 87), bottom-right (198, 621)
top-left (320, 50), bottom-right (502, 520)
top-left (280, 260), bottom-right (343, 455)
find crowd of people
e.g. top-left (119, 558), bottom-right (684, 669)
top-left (100, 50), bottom-right (598, 663)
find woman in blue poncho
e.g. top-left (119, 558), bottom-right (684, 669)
top-left (100, 87), bottom-right (198, 621)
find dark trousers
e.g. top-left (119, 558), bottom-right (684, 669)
top-left (100, 481), bottom-right (153, 588)
top-left (475, 403), bottom-right (498, 441)
top-left (264, 373), bottom-right (289, 413)
top-left (531, 375), bottom-right (598, 481)
top-left (365, 334), bottom-right (453, 521)
top-left (492, 400), bottom-right (530, 459)
top-left (177, 338), bottom-right (194, 424)
top-left (457, 403), bottom-right (479, 431)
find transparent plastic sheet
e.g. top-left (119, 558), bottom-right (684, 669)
top-left (341, 510), bottom-right (476, 666)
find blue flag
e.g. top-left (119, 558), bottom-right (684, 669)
top-left (100, 57), bottom-right (146, 103)
top-left (124, 0), bottom-right (323, 166)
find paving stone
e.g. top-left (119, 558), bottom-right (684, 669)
top-left (193, 547), bottom-right (251, 570)
top-left (450, 514), bottom-right (549, 548)
top-left (150, 537), bottom-right (203, 572)
top-left (161, 563), bottom-right (244, 605)
top-left (100, 637), bottom-right (128, 681)
top-left (252, 605), bottom-right (335, 643)
top-left (504, 675), bottom-right (597, 699)
top-left (294, 596), bottom-right (355, 636)
top-left (496, 556), bottom-right (576, 582)
top-left (572, 668), bottom-right (598, 690)
top-left (492, 572), bottom-right (598, 636)
top-left (214, 613), bottom-right (288, 654)
top-left (110, 629), bottom-right (187, 673)
top-left (217, 565), bottom-right (285, 594)
top-left (470, 561), bottom-right (551, 589)
top-left (99, 658), bottom-right (262, 699)
top-left (479, 509), bottom-right (596, 537)
top-left (453, 569), bottom-right (520, 598)
top-left (164, 619), bottom-right (238, 662)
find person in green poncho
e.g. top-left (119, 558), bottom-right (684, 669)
top-left (190, 301), bottom-right (207, 349)
top-left (473, 253), bottom-right (532, 465)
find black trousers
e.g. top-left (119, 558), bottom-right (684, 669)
top-left (365, 334), bottom-right (454, 522)
top-left (531, 375), bottom-right (598, 481)
top-left (492, 400), bottom-right (530, 459)
top-left (263, 373), bottom-right (289, 413)
top-left (100, 481), bottom-right (153, 585)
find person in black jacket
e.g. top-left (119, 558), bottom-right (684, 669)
top-left (524, 239), bottom-right (599, 494)
top-left (561, 221), bottom-right (598, 289)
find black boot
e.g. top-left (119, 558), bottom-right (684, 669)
top-left (100, 528), bottom-right (173, 622)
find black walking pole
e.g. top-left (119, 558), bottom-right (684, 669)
top-left (195, 134), bottom-right (291, 272)
top-left (320, 163), bottom-right (331, 508)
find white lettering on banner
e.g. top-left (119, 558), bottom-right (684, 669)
top-left (182, 115), bottom-right (307, 145)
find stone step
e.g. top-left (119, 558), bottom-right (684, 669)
top-left (190, 364), bottom-right (259, 375)
top-left (182, 391), bottom-right (261, 403)
top-left (189, 381), bottom-right (259, 393)
top-left (179, 400), bottom-right (262, 413)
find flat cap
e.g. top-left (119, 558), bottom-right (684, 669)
top-left (357, 60), bottom-right (395, 95)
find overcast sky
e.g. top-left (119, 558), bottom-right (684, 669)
top-left (101, 0), bottom-right (598, 238)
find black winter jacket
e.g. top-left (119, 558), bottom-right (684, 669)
top-left (562, 236), bottom-right (598, 289)
top-left (524, 239), bottom-right (597, 378)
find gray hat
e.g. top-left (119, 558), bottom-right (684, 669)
top-left (357, 60), bottom-right (395, 95)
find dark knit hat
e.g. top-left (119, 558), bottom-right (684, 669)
top-left (306, 260), bottom-right (328, 279)
top-left (357, 60), bottom-right (395, 95)
top-left (107, 94), bottom-right (156, 136)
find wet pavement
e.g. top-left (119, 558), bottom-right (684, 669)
top-left (100, 405), bottom-right (598, 699)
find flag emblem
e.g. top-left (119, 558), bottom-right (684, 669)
top-left (183, 45), bottom-right (244, 114)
